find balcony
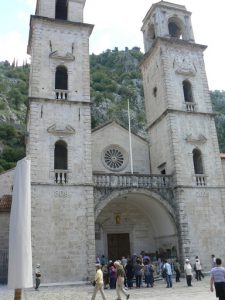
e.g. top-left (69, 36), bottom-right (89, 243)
top-left (54, 170), bottom-right (68, 184)
top-left (93, 173), bottom-right (173, 189)
top-left (184, 101), bottom-right (196, 112)
top-left (55, 89), bottom-right (68, 100)
top-left (195, 174), bottom-right (207, 186)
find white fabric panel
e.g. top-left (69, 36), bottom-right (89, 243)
top-left (8, 158), bottom-right (33, 288)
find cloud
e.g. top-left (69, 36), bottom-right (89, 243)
top-left (0, 31), bottom-right (29, 65)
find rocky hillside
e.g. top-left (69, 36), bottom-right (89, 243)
top-left (0, 48), bottom-right (224, 172)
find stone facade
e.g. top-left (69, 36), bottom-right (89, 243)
top-left (0, 0), bottom-right (225, 284)
top-left (92, 121), bottom-right (150, 174)
top-left (140, 1), bottom-right (225, 265)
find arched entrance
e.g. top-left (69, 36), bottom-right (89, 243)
top-left (95, 190), bottom-right (178, 261)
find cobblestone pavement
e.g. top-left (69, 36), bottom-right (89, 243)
top-left (0, 278), bottom-right (216, 300)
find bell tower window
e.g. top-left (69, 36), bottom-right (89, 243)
top-left (54, 140), bottom-right (68, 184)
top-left (54, 140), bottom-right (68, 170)
top-left (55, 66), bottom-right (68, 90)
top-left (55, 0), bottom-right (68, 20)
top-left (55, 66), bottom-right (68, 100)
top-left (168, 18), bottom-right (182, 39)
top-left (193, 148), bottom-right (206, 186)
top-left (193, 148), bottom-right (203, 174)
top-left (183, 80), bottom-right (193, 102)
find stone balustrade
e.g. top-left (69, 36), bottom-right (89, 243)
top-left (185, 101), bottom-right (196, 112)
top-left (93, 173), bottom-right (173, 189)
top-left (55, 89), bottom-right (68, 100)
top-left (55, 170), bottom-right (68, 184)
top-left (195, 174), bottom-right (207, 186)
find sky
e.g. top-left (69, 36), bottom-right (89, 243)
top-left (0, 0), bottom-right (224, 90)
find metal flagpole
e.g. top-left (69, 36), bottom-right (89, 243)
top-left (128, 99), bottom-right (134, 174)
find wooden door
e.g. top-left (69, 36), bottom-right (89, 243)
top-left (107, 233), bottom-right (130, 261)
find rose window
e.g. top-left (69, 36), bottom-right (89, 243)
top-left (102, 145), bottom-right (128, 171)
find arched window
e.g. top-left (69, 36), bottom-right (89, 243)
top-left (55, 0), bottom-right (68, 20)
top-left (55, 66), bottom-right (68, 90)
top-left (168, 18), bottom-right (182, 39)
top-left (54, 140), bottom-right (68, 170)
top-left (183, 80), bottom-right (193, 102)
top-left (193, 148), bottom-right (203, 174)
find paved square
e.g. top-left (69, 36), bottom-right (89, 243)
top-left (0, 277), bottom-right (217, 300)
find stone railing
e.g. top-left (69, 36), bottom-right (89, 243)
top-left (93, 173), bottom-right (173, 189)
top-left (195, 174), bottom-right (207, 186)
top-left (55, 170), bottom-right (69, 184)
top-left (184, 101), bottom-right (196, 112)
top-left (55, 89), bottom-right (68, 100)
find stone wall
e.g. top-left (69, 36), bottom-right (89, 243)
top-left (0, 212), bottom-right (10, 251)
top-left (0, 169), bottom-right (14, 198)
top-left (92, 122), bottom-right (151, 174)
top-left (31, 185), bottom-right (95, 283)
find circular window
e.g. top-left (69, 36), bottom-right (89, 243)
top-left (102, 145), bottom-right (128, 172)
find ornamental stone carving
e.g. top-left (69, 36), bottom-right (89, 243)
top-left (49, 51), bottom-right (75, 61)
top-left (47, 124), bottom-right (76, 136)
top-left (174, 56), bottom-right (196, 76)
top-left (185, 134), bottom-right (207, 145)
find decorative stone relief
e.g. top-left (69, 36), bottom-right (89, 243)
top-left (49, 51), bottom-right (75, 61)
top-left (185, 134), bottom-right (207, 145)
top-left (47, 124), bottom-right (75, 136)
top-left (101, 145), bottom-right (128, 172)
top-left (173, 56), bottom-right (196, 76)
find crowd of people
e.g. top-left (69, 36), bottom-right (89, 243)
top-left (91, 253), bottom-right (225, 300)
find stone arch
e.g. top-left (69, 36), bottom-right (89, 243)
top-left (94, 188), bottom-right (179, 260)
top-left (192, 148), bottom-right (204, 174)
top-left (183, 79), bottom-right (193, 102)
top-left (54, 140), bottom-right (68, 170)
top-left (168, 17), bottom-right (184, 39)
top-left (95, 188), bottom-right (176, 222)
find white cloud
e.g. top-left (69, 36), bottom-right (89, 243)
top-left (0, 31), bottom-right (30, 65)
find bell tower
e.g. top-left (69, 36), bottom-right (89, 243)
top-left (140, 1), bottom-right (225, 266)
top-left (27, 0), bottom-right (95, 283)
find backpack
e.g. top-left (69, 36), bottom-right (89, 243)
top-left (162, 268), bottom-right (167, 278)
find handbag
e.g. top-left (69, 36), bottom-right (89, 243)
top-left (91, 280), bottom-right (96, 287)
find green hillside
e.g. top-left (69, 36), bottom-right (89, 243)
top-left (0, 48), bottom-right (224, 172)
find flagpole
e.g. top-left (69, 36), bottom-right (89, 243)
top-left (128, 99), bottom-right (134, 174)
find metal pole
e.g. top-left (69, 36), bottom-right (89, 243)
top-left (128, 99), bottom-right (134, 174)
top-left (14, 289), bottom-right (22, 300)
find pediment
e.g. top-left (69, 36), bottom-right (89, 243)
top-left (47, 124), bottom-right (76, 136)
top-left (185, 134), bottom-right (207, 145)
top-left (49, 51), bottom-right (75, 61)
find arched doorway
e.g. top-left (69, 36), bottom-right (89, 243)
top-left (95, 190), bottom-right (178, 261)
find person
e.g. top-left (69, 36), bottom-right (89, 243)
top-left (102, 264), bottom-right (109, 289)
top-left (125, 260), bottom-right (134, 289)
top-left (109, 261), bottom-right (117, 289)
top-left (195, 256), bottom-right (202, 281)
top-left (100, 255), bottom-right (107, 266)
top-left (184, 259), bottom-right (193, 287)
top-left (163, 259), bottom-right (173, 288)
top-left (212, 255), bottom-right (217, 268)
top-left (143, 259), bottom-right (154, 287)
top-left (91, 264), bottom-right (107, 300)
top-left (114, 261), bottom-right (130, 300)
top-left (174, 259), bottom-right (181, 282)
top-left (210, 258), bottom-right (225, 300)
top-left (35, 263), bottom-right (41, 291)
top-left (133, 258), bottom-right (143, 288)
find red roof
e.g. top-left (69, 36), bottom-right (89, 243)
top-left (0, 195), bottom-right (12, 212)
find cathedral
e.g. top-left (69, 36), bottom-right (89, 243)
top-left (0, 0), bottom-right (225, 284)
